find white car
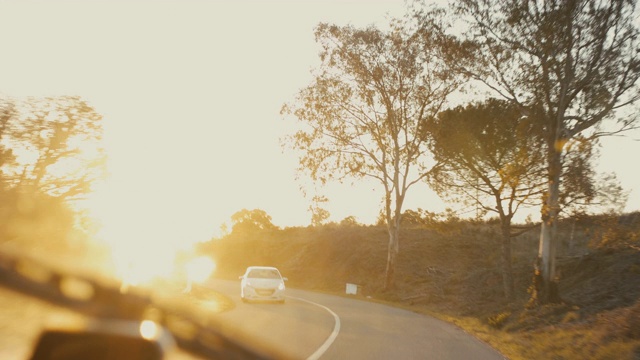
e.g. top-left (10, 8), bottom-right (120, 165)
top-left (239, 266), bottom-right (287, 304)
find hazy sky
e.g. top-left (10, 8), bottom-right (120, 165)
top-left (1, 0), bottom-right (638, 250)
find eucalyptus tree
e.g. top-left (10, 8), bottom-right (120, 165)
top-left (430, 0), bottom-right (640, 302)
top-left (282, 22), bottom-right (462, 289)
top-left (429, 98), bottom-right (546, 300)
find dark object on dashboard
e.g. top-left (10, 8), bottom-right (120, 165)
top-left (28, 320), bottom-right (170, 360)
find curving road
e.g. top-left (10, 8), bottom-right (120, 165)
top-left (205, 280), bottom-right (506, 360)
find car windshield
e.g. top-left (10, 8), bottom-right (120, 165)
top-left (2, 1), bottom-right (640, 360)
top-left (247, 269), bottom-right (281, 279)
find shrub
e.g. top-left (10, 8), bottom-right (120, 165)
top-left (488, 311), bottom-right (511, 329)
top-left (561, 311), bottom-right (580, 324)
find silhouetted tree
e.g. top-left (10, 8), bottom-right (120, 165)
top-left (429, 98), bottom-right (546, 300)
top-left (230, 208), bottom-right (278, 234)
top-left (339, 216), bottom-right (359, 227)
top-left (401, 209), bottom-right (425, 227)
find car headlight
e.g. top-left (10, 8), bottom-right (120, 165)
top-left (278, 282), bottom-right (285, 290)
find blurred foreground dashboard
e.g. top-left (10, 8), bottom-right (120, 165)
top-left (0, 250), bottom-right (280, 360)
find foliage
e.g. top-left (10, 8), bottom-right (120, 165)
top-left (282, 21), bottom-right (460, 187)
top-left (429, 98), bottom-right (546, 219)
top-left (447, 0), bottom-right (640, 125)
top-left (400, 207), bottom-right (465, 235)
top-left (2, 96), bottom-right (106, 201)
top-left (309, 195), bottom-right (330, 226)
top-left (588, 211), bottom-right (639, 249)
top-left (339, 215), bottom-right (360, 227)
top-left (487, 310), bottom-right (512, 329)
top-left (229, 208), bottom-right (278, 235)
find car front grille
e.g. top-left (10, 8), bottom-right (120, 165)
top-left (256, 289), bottom-right (275, 296)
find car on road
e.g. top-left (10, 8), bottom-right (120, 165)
top-left (239, 266), bottom-right (287, 304)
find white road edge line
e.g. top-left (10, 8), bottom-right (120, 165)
top-left (286, 295), bottom-right (341, 360)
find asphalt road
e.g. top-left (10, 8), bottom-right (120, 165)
top-left (206, 280), bottom-right (506, 360)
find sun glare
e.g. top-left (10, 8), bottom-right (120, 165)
top-left (80, 177), bottom-right (218, 291)
top-left (139, 320), bottom-right (160, 340)
top-left (113, 246), bottom-right (174, 289)
top-left (185, 256), bottom-right (216, 284)
top-left (82, 193), bottom-right (165, 284)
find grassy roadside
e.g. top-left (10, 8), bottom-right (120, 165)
top-left (439, 305), bottom-right (640, 360)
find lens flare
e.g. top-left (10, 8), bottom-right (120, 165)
top-left (139, 320), bottom-right (160, 340)
top-left (186, 256), bottom-right (216, 284)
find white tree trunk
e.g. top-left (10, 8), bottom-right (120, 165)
top-left (384, 225), bottom-right (400, 290)
top-left (537, 148), bottom-right (562, 303)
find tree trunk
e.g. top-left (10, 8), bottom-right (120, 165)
top-left (384, 225), bottom-right (399, 290)
top-left (536, 148), bottom-right (562, 304)
top-left (569, 219), bottom-right (576, 254)
top-left (500, 223), bottom-right (515, 301)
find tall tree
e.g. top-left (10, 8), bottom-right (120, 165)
top-left (433, 0), bottom-right (640, 303)
top-left (282, 22), bottom-right (462, 289)
top-left (429, 98), bottom-right (546, 300)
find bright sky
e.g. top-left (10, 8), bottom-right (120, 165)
top-left (1, 0), bottom-right (639, 252)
